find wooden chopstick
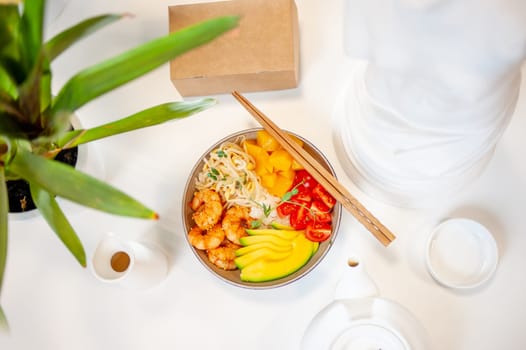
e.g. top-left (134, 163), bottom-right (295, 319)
top-left (232, 91), bottom-right (396, 246)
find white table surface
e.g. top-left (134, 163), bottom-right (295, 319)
top-left (2, 1), bottom-right (526, 349)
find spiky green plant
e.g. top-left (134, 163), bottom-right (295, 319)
top-left (0, 0), bottom-right (238, 328)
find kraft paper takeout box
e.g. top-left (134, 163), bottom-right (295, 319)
top-left (168, 0), bottom-right (299, 96)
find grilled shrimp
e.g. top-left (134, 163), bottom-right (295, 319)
top-left (188, 224), bottom-right (225, 250)
top-left (222, 205), bottom-right (252, 245)
top-left (191, 189), bottom-right (223, 230)
top-left (207, 240), bottom-right (241, 271)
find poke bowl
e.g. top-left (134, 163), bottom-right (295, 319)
top-left (182, 128), bottom-right (342, 289)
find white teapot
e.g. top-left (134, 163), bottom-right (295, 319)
top-left (301, 258), bottom-right (432, 349)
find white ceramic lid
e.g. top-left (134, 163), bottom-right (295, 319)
top-left (426, 218), bottom-right (498, 289)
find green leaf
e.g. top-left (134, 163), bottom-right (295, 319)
top-left (56, 98), bottom-right (217, 148)
top-left (0, 93), bottom-right (25, 129)
top-left (39, 67), bottom-right (51, 115)
top-left (0, 65), bottom-right (18, 99)
top-left (45, 14), bottom-right (124, 61)
top-left (0, 4), bottom-right (21, 64)
top-left (30, 182), bottom-right (86, 267)
top-left (8, 147), bottom-right (158, 219)
top-left (0, 113), bottom-right (24, 139)
top-left (0, 56), bottom-right (25, 86)
top-left (52, 15), bottom-right (239, 114)
top-left (18, 0), bottom-right (44, 71)
top-left (18, 52), bottom-right (48, 125)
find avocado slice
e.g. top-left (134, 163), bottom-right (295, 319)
top-left (246, 228), bottom-right (300, 240)
top-left (235, 242), bottom-right (292, 256)
top-left (270, 222), bottom-right (295, 230)
top-left (240, 233), bottom-right (316, 282)
top-left (311, 242), bottom-right (319, 255)
top-left (235, 248), bottom-right (292, 269)
top-left (239, 234), bottom-right (292, 247)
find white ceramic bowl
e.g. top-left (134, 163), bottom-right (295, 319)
top-left (182, 128), bottom-right (342, 289)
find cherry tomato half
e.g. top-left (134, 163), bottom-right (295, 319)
top-left (276, 202), bottom-right (297, 218)
top-left (311, 183), bottom-right (336, 209)
top-left (293, 169), bottom-right (318, 194)
top-left (310, 200), bottom-right (332, 224)
top-left (289, 205), bottom-right (312, 230)
top-left (290, 192), bottom-right (312, 205)
top-left (305, 222), bottom-right (332, 242)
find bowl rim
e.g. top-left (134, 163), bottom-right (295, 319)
top-left (181, 127), bottom-right (342, 289)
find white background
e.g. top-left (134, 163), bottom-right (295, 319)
top-left (1, 0), bottom-right (525, 349)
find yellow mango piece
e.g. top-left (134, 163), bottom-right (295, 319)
top-left (244, 141), bottom-right (264, 159)
top-left (260, 172), bottom-right (278, 188)
top-left (257, 152), bottom-right (273, 173)
top-left (255, 162), bottom-right (269, 176)
top-left (246, 142), bottom-right (273, 175)
top-left (279, 168), bottom-right (295, 180)
top-left (256, 130), bottom-right (281, 152)
top-left (269, 174), bottom-right (294, 197)
top-left (269, 149), bottom-right (293, 171)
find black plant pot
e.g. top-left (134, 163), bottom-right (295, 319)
top-left (7, 147), bottom-right (78, 213)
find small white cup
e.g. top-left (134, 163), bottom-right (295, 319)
top-left (91, 233), bottom-right (169, 289)
top-left (425, 218), bottom-right (498, 290)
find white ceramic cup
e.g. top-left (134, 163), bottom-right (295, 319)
top-left (91, 233), bottom-right (169, 289)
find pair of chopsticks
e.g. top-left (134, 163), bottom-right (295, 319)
top-left (232, 91), bottom-right (396, 246)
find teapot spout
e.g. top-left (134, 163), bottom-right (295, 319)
top-left (334, 256), bottom-right (378, 300)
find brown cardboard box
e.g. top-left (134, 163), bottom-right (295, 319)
top-left (168, 0), bottom-right (299, 96)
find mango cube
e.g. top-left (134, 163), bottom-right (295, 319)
top-left (269, 174), bottom-right (294, 197)
top-left (269, 149), bottom-right (293, 171)
top-left (278, 168), bottom-right (295, 181)
top-left (260, 172), bottom-right (278, 188)
top-left (256, 130), bottom-right (281, 152)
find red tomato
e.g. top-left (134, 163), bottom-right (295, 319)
top-left (280, 170), bottom-right (335, 231)
top-left (310, 199), bottom-right (330, 213)
top-left (305, 222), bottom-right (332, 242)
top-left (310, 200), bottom-right (332, 224)
top-left (293, 170), bottom-right (318, 194)
top-left (276, 202), bottom-right (298, 218)
top-left (289, 206), bottom-right (312, 230)
top-left (312, 183), bottom-right (336, 209)
top-left (290, 192), bottom-right (312, 205)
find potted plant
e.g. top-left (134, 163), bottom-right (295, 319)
top-left (0, 0), bottom-right (238, 328)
